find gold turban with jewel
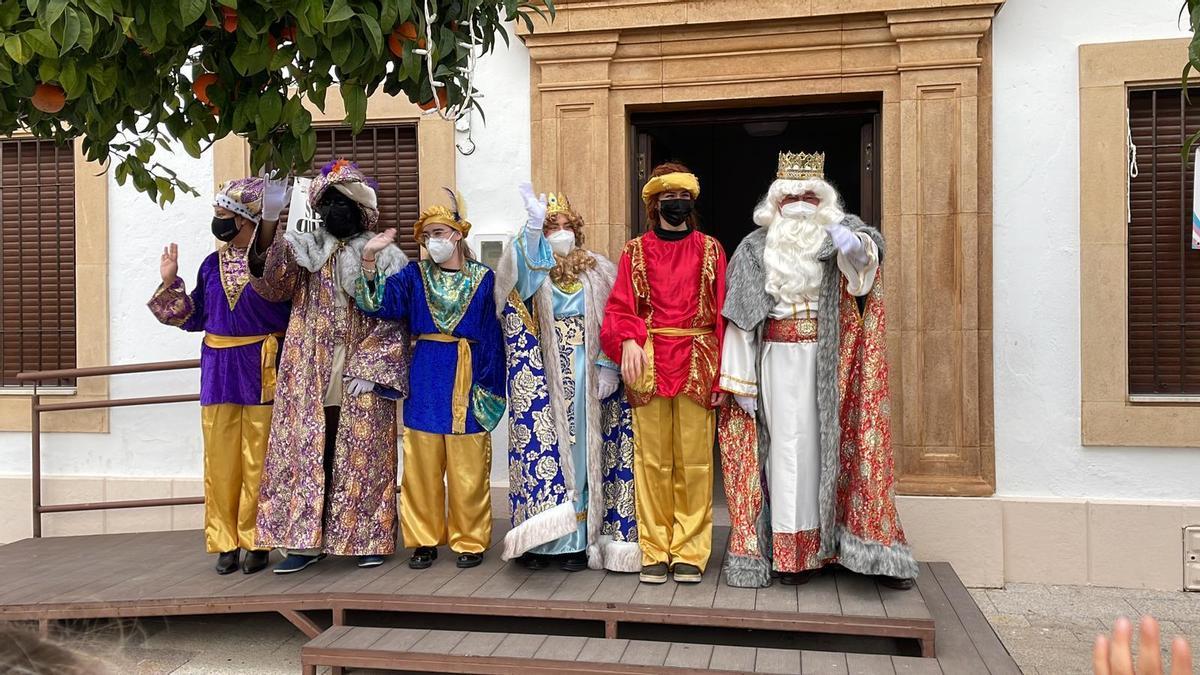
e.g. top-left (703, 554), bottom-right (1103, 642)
top-left (413, 187), bottom-right (472, 242)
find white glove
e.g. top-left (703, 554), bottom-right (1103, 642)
top-left (734, 395), bottom-right (757, 416)
top-left (518, 182), bottom-right (548, 231)
top-left (597, 368), bottom-right (620, 400)
top-left (825, 221), bottom-right (868, 268)
top-left (262, 175), bottom-right (293, 223)
top-left (345, 377), bottom-right (375, 397)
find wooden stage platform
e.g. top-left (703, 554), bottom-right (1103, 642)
top-left (0, 526), bottom-right (1019, 673)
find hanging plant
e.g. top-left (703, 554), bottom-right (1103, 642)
top-left (0, 0), bottom-right (555, 205)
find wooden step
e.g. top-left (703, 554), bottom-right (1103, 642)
top-left (300, 625), bottom-right (923, 674)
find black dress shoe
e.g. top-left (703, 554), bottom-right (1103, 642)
top-left (241, 550), bottom-right (269, 574)
top-left (878, 575), bottom-right (915, 590)
top-left (409, 546), bottom-right (438, 569)
top-left (780, 570), bottom-right (818, 586)
top-left (216, 549), bottom-right (240, 575)
top-left (517, 552), bottom-right (549, 570)
top-left (559, 551), bottom-right (588, 572)
top-left (456, 552), bottom-right (483, 568)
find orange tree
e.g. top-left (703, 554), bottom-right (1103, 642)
top-left (0, 0), bottom-right (553, 203)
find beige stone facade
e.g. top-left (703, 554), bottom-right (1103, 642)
top-left (522, 0), bottom-right (1002, 496)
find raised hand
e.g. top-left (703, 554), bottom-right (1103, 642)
top-left (518, 182), bottom-right (548, 229)
top-left (1093, 616), bottom-right (1192, 675)
top-left (363, 228), bottom-right (397, 259)
top-left (160, 243), bottom-right (179, 285)
top-left (262, 174), bottom-right (292, 223)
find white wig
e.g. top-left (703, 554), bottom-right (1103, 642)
top-left (753, 178), bottom-right (844, 228)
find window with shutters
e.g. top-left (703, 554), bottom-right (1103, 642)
top-left (280, 123), bottom-right (422, 261)
top-left (1127, 87), bottom-right (1200, 397)
top-left (0, 138), bottom-right (76, 388)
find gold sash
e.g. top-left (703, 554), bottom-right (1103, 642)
top-left (628, 326), bottom-right (714, 397)
top-left (418, 333), bottom-right (476, 434)
top-left (202, 332), bottom-right (285, 404)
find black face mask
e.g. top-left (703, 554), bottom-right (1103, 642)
top-left (658, 199), bottom-right (694, 227)
top-left (211, 216), bottom-right (239, 242)
top-left (316, 191), bottom-right (364, 240)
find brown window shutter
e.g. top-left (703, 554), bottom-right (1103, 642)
top-left (0, 139), bottom-right (76, 387)
top-left (1127, 88), bottom-right (1200, 395)
top-left (279, 123), bottom-right (421, 262)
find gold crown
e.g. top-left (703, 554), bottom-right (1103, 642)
top-left (545, 192), bottom-right (573, 218)
top-left (777, 151), bottom-right (825, 181)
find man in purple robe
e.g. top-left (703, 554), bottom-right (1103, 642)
top-left (148, 176), bottom-right (292, 575)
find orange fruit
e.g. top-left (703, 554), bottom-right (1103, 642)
top-left (31, 83), bottom-right (66, 113)
top-left (192, 73), bottom-right (218, 105)
top-left (280, 25), bottom-right (297, 42)
top-left (221, 7), bottom-right (237, 32)
top-left (418, 88), bottom-right (449, 112)
top-left (398, 21), bottom-right (418, 40)
top-left (417, 37), bottom-right (426, 49)
top-left (388, 30), bottom-right (404, 57)
top-left (267, 34), bottom-right (277, 51)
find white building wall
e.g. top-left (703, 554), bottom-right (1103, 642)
top-left (991, 0), bottom-right (1198, 501)
top-left (0, 8), bottom-right (1196, 586)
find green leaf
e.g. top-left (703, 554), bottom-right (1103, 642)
top-left (4, 34), bottom-right (29, 64)
top-left (294, 106), bottom-right (311, 134)
top-left (180, 125), bottom-right (202, 158)
top-left (298, 127), bottom-right (315, 162)
top-left (22, 26), bottom-right (57, 57)
top-left (306, 0), bottom-right (324, 28)
top-left (55, 6), bottom-right (81, 53)
top-left (217, 0), bottom-right (236, 7)
top-left (326, 0), bottom-right (354, 23)
top-left (258, 89), bottom-right (281, 128)
top-left (81, 0), bottom-right (113, 24)
top-left (179, 0), bottom-right (205, 26)
top-left (87, 62), bottom-right (117, 101)
top-left (136, 139), bottom-right (154, 162)
top-left (57, 57), bottom-right (82, 95)
top-left (359, 13), bottom-right (382, 56)
top-left (42, 0), bottom-right (67, 25)
top-left (75, 12), bottom-right (94, 51)
top-left (341, 82), bottom-right (366, 133)
top-left (330, 31), bottom-right (352, 65)
top-left (37, 56), bottom-right (58, 81)
top-left (148, 4), bottom-right (167, 45)
top-left (380, 1), bottom-right (398, 34)
top-left (0, 0), bottom-right (22, 26)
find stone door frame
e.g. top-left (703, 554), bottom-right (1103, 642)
top-left (522, 1), bottom-right (1001, 496)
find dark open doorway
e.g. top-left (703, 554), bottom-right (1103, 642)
top-left (630, 101), bottom-right (881, 256)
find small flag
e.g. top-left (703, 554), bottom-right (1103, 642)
top-left (286, 177), bottom-right (321, 233)
top-left (1194, 149), bottom-right (1200, 250)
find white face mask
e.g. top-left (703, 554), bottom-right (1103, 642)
top-left (425, 237), bottom-right (456, 264)
top-left (547, 230), bottom-right (576, 257)
top-left (780, 201), bottom-right (819, 219)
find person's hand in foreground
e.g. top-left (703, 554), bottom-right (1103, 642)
top-left (1093, 616), bottom-right (1192, 675)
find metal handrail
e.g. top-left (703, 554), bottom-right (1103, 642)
top-left (17, 359), bottom-right (202, 537)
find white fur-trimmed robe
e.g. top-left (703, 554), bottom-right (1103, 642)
top-left (493, 240), bottom-right (641, 573)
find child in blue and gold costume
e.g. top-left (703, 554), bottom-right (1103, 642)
top-left (355, 190), bottom-right (505, 570)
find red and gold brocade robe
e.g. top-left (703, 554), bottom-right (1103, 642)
top-left (600, 230), bottom-right (727, 408)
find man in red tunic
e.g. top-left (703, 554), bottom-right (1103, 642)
top-left (601, 162), bottom-right (727, 585)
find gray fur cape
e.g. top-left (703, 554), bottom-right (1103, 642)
top-left (721, 214), bottom-right (919, 587)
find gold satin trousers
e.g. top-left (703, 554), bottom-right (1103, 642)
top-left (200, 403), bottom-right (272, 553)
top-left (631, 395), bottom-right (715, 570)
top-left (400, 428), bottom-right (493, 554)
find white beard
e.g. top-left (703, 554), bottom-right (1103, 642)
top-left (759, 178), bottom-right (846, 304)
top-left (764, 214), bottom-right (827, 304)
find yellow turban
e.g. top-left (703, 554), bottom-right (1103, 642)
top-left (641, 172), bottom-right (700, 205)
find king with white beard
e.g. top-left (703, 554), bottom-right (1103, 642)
top-left (717, 152), bottom-right (918, 589)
